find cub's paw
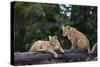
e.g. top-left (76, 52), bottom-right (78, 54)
top-left (61, 50), bottom-right (64, 53)
top-left (54, 54), bottom-right (58, 58)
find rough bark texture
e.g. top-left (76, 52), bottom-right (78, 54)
top-left (13, 43), bottom-right (97, 65)
top-left (87, 43), bottom-right (97, 61)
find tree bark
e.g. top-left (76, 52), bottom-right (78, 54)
top-left (13, 43), bottom-right (97, 65)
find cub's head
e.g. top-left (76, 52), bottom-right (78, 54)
top-left (49, 35), bottom-right (60, 47)
top-left (61, 25), bottom-right (72, 37)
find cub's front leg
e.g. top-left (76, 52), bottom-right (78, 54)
top-left (47, 48), bottom-right (58, 58)
top-left (70, 39), bottom-right (76, 49)
top-left (59, 47), bottom-right (64, 53)
top-left (35, 48), bottom-right (47, 52)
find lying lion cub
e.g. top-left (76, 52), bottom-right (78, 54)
top-left (29, 35), bottom-right (64, 58)
top-left (62, 26), bottom-right (91, 53)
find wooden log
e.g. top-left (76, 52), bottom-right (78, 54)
top-left (87, 43), bottom-right (97, 61)
top-left (13, 43), bottom-right (97, 65)
top-left (14, 49), bottom-right (89, 65)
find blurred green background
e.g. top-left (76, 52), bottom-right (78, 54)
top-left (14, 2), bottom-right (97, 52)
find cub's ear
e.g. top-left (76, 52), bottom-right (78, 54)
top-left (61, 26), bottom-right (64, 29)
top-left (49, 35), bottom-right (52, 40)
top-left (54, 35), bottom-right (57, 39)
top-left (66, 26), bottom-right (72, 31)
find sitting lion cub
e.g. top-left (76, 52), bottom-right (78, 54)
top-left (61, 26), bottom-right (91, 53)
top-left (29, 35), bottom-right (64, 58)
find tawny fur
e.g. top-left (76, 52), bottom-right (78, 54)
top-left (62, 26), bottom-right (91, 53)
top-left (29, 35), bottom-right (64, 58)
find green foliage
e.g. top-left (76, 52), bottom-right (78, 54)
top-left (14, 2), bottom-right (97, 52)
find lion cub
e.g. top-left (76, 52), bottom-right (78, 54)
top-left (61, 26), bottom-right (91, 53)
top-left (29, 35), bottom-right (64, 58)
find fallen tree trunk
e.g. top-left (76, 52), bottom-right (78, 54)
top-left (14, 43), bottom-right (97, 65)
top-left (14, 49), bottom-right (89, 65)
top-left (87, 43), bottom-right (97, 61)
